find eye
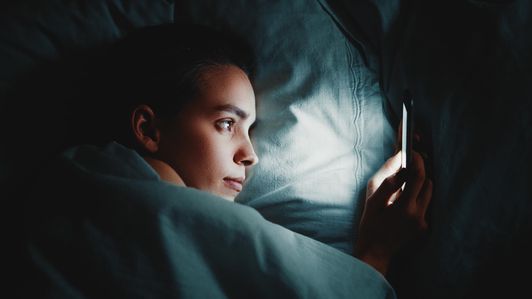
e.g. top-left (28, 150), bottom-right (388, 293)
top-left (216, 119), bottom-right (235, 132)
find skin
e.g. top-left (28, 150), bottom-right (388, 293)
top-left (130, 63), bottom-right (432, 276)
top-left (356, 150), bottom-right (433, 275)
top-left (131, 64), bottom-right (258, 201)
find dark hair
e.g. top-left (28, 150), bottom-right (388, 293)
top-left (83, 22), bottom-right (255, 148)
top-left (2, 22), bottom-right (256, 193)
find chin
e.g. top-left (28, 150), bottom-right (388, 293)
top-left (213, 186), bottom-right (238, 201)
top-left (220, 194), bottom-right (236, 201)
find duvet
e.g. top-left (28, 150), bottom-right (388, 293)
top-left (20, 142), bottom-right (395, 299)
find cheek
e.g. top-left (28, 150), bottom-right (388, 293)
top-left (200, 137), bottom-right (233, 172)
top-left (178, 127), bottom-right (234, 178)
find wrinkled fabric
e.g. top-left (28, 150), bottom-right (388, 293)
top-left (20, 142), bottom-right (396, 299)
top-left (176, 0), bottom-right (395, 255)
top-left (324, 1), bottom-right (532, 298)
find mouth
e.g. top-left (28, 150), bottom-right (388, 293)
top-left (223, 177), bottom-right (244, 192)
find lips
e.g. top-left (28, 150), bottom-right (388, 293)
top-left (223, 177), bottom-right (244, 192)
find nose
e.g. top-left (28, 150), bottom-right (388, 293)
top-left (235, 138), bottom-right (259, 167)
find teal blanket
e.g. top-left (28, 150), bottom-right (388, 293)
top-left (21, 142), bottom-right (395, 298)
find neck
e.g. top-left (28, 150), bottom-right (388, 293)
top-left (143, 156), bottom-right (185, 187)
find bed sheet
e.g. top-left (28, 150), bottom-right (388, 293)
top-left (325, 0), bottom-right (532, 298)
top-left (21, 141), bottom-right (396, 298)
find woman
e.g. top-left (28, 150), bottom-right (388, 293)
top-left (21, 22), bottom-right (432, 297)
top-left (102, 23), bottom-right (432, 275)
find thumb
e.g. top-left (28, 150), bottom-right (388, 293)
top-left (370, 168), bottom-right (407, 207)
top-left (368, 152), bottom-right (402, 196)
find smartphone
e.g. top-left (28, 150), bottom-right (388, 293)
top-left (401, 90), bottom-right (414, 170)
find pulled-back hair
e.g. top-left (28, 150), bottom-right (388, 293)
top-left (83, 22), bottom-right (255, 148)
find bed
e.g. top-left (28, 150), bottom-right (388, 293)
top-left (3, 0), bottom-right (531, 298)
top-left (326, 0), bottom-right (532, 298)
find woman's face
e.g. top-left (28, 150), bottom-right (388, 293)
top-left (156, 65), bottom-right (258, 200)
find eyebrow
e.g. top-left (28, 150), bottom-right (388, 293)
top-left (214, 104), bottom-right (250, 119)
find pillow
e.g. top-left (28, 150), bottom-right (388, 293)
top-left (325, 0), bottom-right (532, 297)
top-left (0, 0), bottom-right (173, 183)
top-left (379, 2), bottom-right (532, 299)
top-left (175, 0), bottom-right (395, 253)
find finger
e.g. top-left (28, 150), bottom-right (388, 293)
top-left (387, 189), bottom-right (401, 206)
top-left (370, 168), bottom-right (407, 208)
top-left (417, 178), bottom-right (433, 217)
top-left (382, 151), bottom-right (402, 176)
top-left (367, 152), bottom-right (402, 195)
top-left (396, 151), bottom-right (426, 209)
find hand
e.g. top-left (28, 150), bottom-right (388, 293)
top-left (355, 151), bottom-right (433, 275)
top-left (393, 119), bottom-right (422, 155)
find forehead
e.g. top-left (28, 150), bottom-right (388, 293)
top-left (194, 65), bottom-right (256, 119)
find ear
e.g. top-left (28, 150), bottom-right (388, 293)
top-left (131, 104), bottom-right (161, 154)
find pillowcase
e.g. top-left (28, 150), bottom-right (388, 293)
top-left (175, 0), bottom-right (395, 254)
